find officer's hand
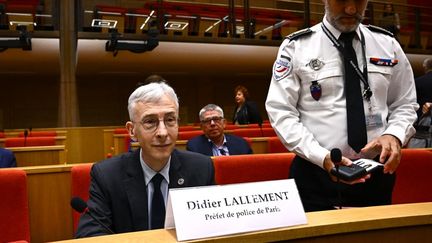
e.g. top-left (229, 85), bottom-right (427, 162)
top-left (323, 153), bottom-right (369, 185)
top-left (422, 102), bottom-right (432, 114)
top-left (360, 134), bottom-right (401, 174)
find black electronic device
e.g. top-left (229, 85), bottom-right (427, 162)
top-left (331, 158), bottom-right (383, 181)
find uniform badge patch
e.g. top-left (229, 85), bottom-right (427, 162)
top-left (369, 57), bottom-right (398, 67)
top-left (307, 58), bottom-right (325, 70)
top-left (273, 55), bottom-right (292, 81)
top-left (310, 81), bottom-right (321, 101)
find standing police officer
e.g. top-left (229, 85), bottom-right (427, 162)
top-left (266, 0), bottom-right (418, 211)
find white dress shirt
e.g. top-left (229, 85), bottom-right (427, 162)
top-left (266, 16), bottom-right (418, 168)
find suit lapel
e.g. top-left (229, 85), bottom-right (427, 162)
top-left (123, 149), bottom-right (149, 231)
top-left (169, 149), bottom-right (186, 189)
top-left (200, 136), bottom-right (213, 156)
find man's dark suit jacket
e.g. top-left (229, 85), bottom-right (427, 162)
top-left (75, 149), bottom-right (214, 238)
top-left (415, 71), bottom-right (432, 118)
top-left (0, 148), bottom-right (16, 168)
top-left (186, 134), bottom-right (253, 156)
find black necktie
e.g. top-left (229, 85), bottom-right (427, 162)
top-left (219, 148), bottom-right (227, 156)
top-left (151, 173), bottom-right (165, 229)
top-left (340, 32), bottom-right (367, 153)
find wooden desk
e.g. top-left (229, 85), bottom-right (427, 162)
top-left (52, 202), bottom-right (432, 243)
top-left (9, 145), bottom-right (67, 166)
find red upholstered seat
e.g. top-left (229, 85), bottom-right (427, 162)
top-left (71, 163), bottom-right (93, 233)
top-left (213, 153), bottom-right (295, 185)
top-left (18, 131), bottom-right (57, 137)
top-left (178, 125), bottom-right (198, 132)
top-left (178, 130), bottom-right (204, 140)
top-left (231, 128), bottom-right (276, 138)
top-left (0, 169), bottom-right (30, 243)
top-left (5, 137), bottom-right (56, 147)
top-left (0, 131), bottom-right (4, 138)
top-left (392, 149), bottom-right (432, 204)
top-left (113, 128), bottom-right (128, 134)
top-left (267, 136), bottom-right (289, 153)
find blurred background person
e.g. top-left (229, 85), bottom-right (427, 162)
top-left (232, 85), bottom-right (263, 125)
top-left (415, 58), bottom-right (432, 119)
top-left (0, 148), bottom-right (17, 168)
top-left (136, 74), bottom-right (167, 87)
top-left (379, 3), bottom-right (400, 41)
top-left (187, 104), bottom-right (252, 156)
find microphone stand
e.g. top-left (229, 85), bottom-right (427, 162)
top-left (336, 164), bottom-right (342, 209)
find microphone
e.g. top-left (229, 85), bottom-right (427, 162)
top-left (330, 148), bottom-right (342, 209)
top-left (330, 148), bottom-right (342, 166)
top-left (258, 121), bottom-right (264, 137)
top-left (24, 129), bottom-right (28, 146)
top-left (70, 197), bottom-right (115, 234)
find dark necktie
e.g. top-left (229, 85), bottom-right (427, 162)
top-left (151, 173), bottom-right (165, 229)
top-left (219, 148), bottom-right (227, 156)
top-left (340, 32), bottom-right (367, 153)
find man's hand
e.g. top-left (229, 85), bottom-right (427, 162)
top-left (422, 102), bottom-right (432, 114)
top-left (360, 134), bottom-right (401, 174)
top-left (323, 153), bottom-right (370, 184)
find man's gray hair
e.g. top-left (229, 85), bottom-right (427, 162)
top-left (128, 82), bottom-right (179, 120)
top-left (423, 58), bottom-right (432, 73)
top-left (199, 104), bottom-right (224, 121)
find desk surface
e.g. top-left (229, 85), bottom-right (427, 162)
top-left (54, 202), bottom-right (432, 243)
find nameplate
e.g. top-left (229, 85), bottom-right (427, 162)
top-left (165, 179), bottom-right (307, 241)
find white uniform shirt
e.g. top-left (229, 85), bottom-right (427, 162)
top-left (266, 17), bottom-right (418, 168)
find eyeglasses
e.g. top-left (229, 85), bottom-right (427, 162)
top-left (135, 114), bottom-right (179, 133)
top-left (201, 116), bottom-right (224, 125)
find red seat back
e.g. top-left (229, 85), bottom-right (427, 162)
top-left (0, 169), bottom-right (30, 243)
top-left (392, 149), bottom-right (432, 204)
top-left (232, 128), bottom-right (276, 138)
top-left (267, 136), bottom-right (289, 153)
top-left (5, 137), bottom-right (56, 147)
top-left (178, 130), bottom-right (204, 140)
top-left (213, 153), bottom-right (295, 185)
top-left (178, 125), bottom-right (197, 132)
top-left (18, 131), bottom-right (57, 137)
top-left (113, 128), bottom-right (128, 134)
top-left (71, 163), bottom-right (93, 233)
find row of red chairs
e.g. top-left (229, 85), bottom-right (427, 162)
top-left (70, 149), bottom-right (432, 234)
top-left (1, 131), bottom-right (61, 147)
top-left (1, 149), bottom-right (432, 241)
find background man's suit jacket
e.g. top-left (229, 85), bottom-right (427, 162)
top-left (76, 149), bottom-right (214, 237)
top-left (0, 148), bottom-right (16, 168)
top-left (186, 134), bottom-right (253, 156)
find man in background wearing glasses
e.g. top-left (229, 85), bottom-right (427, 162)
top-left (76, 82), bottom-right (215, 237)
top-left (186, 104), bottom-right (253, 156)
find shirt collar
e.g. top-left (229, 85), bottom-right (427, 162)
top-left (207, 135), bottom-right (227, 148)
top-left (140, 149), bottom-right (171, 186)
top-left (322, 15), bottom-right (361, 41)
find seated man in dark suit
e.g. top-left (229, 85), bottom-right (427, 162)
top-left (76, 82), bottom-right (215, 237)
top-left (0, 148), bottom-right (17, 168)
top-left (186, 104), bottom-right (253, 156)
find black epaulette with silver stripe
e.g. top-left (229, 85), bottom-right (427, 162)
top-left (366, 25), bottom-right (394, 38)
top-left (285, 28), bottom-right (313, 41)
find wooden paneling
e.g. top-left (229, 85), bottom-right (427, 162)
top-left (24, 165), bottom-right (76, 243)
top-left (9, 145), bottom-right (66, 166)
